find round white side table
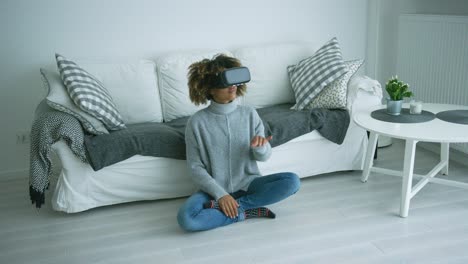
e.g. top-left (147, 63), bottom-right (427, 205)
top-left (354, 103), bottom-right (468, 217)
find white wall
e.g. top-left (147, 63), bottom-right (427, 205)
top-left (0, 0), bottom-right (369, 178)
top-left (368, 0), bottom-right (468, 86)
top-left (366, 0), bottom-right (468, 155)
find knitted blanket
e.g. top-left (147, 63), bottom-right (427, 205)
top-left (29, 101), bottom-right (87, 208)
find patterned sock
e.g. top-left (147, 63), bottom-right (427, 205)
top-left (203, 200), bottom-right (220, 209)
top-left (244, 207), bottom-right (276, 219)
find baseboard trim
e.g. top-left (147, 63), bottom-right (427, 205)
top-left (419, 142), bottom-right (468, 166)
top-left (0, 168), bottom-right (29, 181)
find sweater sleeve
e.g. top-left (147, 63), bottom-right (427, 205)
top-left (185, 119), bottom-right (228, 200)
top-left (251, 109), bottom-right (272, 162)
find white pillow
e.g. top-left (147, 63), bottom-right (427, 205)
top-left (157, 50), bottom-right (233, 122)
top-left (40, 68), bottom-right (109, 135)
top-left (232, 43), bottom-right (318, 108)
top-left (78, 60), bottom-right (163, 125)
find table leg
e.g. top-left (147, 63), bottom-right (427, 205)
top-left (400, 139), bottom-right (417, 218)
top-left (361, 132), bottom-right (379, 183)
top-left (441, 142), bottom-right (449, 175)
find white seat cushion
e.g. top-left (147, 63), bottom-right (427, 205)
top-left (157, 50), bottom-right (233, 122)
top-left (78, 60), bottom-right (163, 124)
top-left (232, 42), bottom-right (318, 108)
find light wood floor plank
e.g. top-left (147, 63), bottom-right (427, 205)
top-left (1, 139), bottom-right (468, 263)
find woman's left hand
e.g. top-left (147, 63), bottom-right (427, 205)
top-left (250, 135), bottom-right (273, 147)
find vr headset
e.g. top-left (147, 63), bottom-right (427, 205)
top-left (213, 67), bottom-right (251, 89)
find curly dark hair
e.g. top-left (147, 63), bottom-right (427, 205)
top-left (187, 54), bottom-right (247, 105)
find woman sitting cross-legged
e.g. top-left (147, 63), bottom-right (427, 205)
top-left (177, 54), bottom-right (300, 232)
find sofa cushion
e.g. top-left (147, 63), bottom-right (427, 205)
top-left (309, 59), bottom-right (364, 109)
top-left (40, 68), bottom-right (109, 135)
top-left (232, 43), bottom-right (318, 108)
top-left (156, 50), bottom-right (234, 122)
top-left (287, 38), bottom-right (348, 110)
top-left (55, 54), bottom-right (126, 130)
top-left (78, 60), bottom-right (163, 124)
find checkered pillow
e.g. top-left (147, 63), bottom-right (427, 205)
top-left (40, 68), bottom-right (109, 135)
top-left (288, 38), bottom-right (348, 110)
top-left (55, 54), bottom-right (126, 130)
top-left (309, 59), bottom-right (364, 109)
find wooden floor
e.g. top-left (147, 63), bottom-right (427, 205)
top-left (1, 139), bottom-right (468, 264)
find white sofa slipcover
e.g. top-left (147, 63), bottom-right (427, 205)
top-left (46, 42), bottom-right (382, 213)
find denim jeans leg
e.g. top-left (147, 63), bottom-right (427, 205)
top-left (237, 172), bottom-right (300, 210)
top-left (177, 191), bottom-right (245, 232)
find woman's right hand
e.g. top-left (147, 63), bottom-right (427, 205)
top-left (218, 195), bottom-right (239, 218)
top-left (250, 135), bottom-right (273, 147)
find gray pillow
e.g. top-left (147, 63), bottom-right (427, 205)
top-left (40, 68), bottom-right (108, 135)
top-left (288, 37), bottom-right (348, 110)
top-left (55, 54), bottom-right (126, 130)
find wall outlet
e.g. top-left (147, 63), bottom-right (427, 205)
top-left (16, 131), bottom-right (31, 145)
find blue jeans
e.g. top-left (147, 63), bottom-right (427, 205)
top-left (177, 172), bottom-right (300, 232)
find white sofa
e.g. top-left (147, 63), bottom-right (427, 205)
top-left (44, 42), bottom-right (382, 213)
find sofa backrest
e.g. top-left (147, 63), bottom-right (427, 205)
top-left (78, 60), bottom-right (163, 124)
top-left (232, 42), bottom-right (319, 108)
top-left (47, 43), bottom-right (324, 125)
top-left (156, 49), bottom-right (233, 122)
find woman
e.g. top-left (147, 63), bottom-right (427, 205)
top-left (177, 54), bottom-right (300, 231)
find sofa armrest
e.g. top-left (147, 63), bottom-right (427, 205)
top-left (347, 75), bottom-right (383, 116)
top-left (34, 99), bottom-right (52, 119)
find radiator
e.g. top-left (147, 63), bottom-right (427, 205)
top-left (396, 14), bottom-right (468, 155)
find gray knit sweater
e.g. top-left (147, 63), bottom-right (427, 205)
top-left (185, 100), bottom-right (272, 200)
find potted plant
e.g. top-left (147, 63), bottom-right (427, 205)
top-left (385, 76), bottom-right (413, 115)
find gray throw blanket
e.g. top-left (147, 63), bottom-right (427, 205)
top-left (257, 103), bottom-right (350, 147)
top-left (84, 117), bottom-right (188, 171)
top-left (85, 103), bottom-right (349, 171)
top-left (29, 101), bottom-right (87, 208)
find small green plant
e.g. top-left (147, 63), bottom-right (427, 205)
top-left (385, 76), bottom-right (413, 101)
